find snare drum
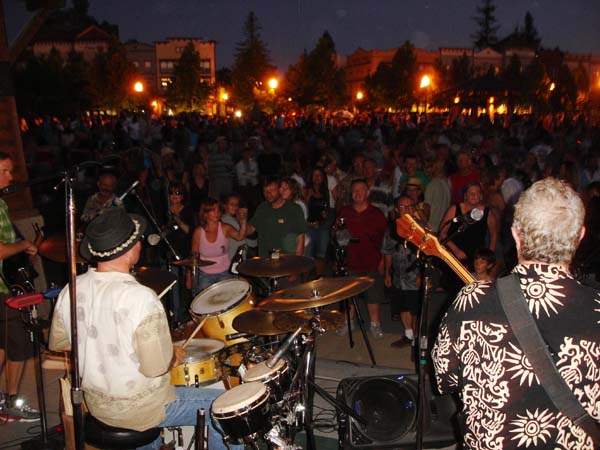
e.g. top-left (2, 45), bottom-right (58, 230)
top-left (170, 339), bottom-right (224, 387)
top-left (211, 381), bottom-right (271, 444)
top-left (190, 279), bottom-right (255, 344)
top-left (241, 359), bottom-right (290, 403)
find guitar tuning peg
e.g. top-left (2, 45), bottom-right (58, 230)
top-left (403, 239), bottom-right (408, 249)
top-left (416, 249), bottom-right (421, 259)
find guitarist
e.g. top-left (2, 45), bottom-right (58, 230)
top-left (0, 152), bottom-right (40, 422)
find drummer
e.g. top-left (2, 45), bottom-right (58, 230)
top-left (49, 208), bottom-right (239, 450)
top-left (187, 197), bottom-right (247, 295)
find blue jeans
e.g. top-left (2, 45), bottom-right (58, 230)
top-left (138, 387), bottom-right (241, 450)
top-left (193, 271), bottom-right (232, 296)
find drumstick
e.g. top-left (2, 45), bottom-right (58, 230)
top-left (181, 318), bottom-right (207, 349)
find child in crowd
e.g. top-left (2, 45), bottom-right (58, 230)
top-left (472, 247), bottom-right (496, 281)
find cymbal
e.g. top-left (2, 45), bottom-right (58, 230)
top-left (172, 258), bottom-right (215, 267)
top-left (258, 276), bottom-right (374, 311)
top-left (38, 233), bottom-right (88, 264)
top-left (232, 310), bottom-right (284, 336)
top-left (274, 310), bottom-right (345, 334)
top-left (133, 267), bottom-right (177, 298)
top-left (237, 255), bottom-right (315, 278)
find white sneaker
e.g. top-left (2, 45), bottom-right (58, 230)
top-left (370, 322), bottom-right (384, 339)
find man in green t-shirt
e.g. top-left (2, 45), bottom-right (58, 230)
top-left (246, 177), bottom-right (306, 257)
top-left (0, 152), bottom-right (40, 422)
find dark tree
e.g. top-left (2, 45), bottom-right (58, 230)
top-left (450, 53), bottom-right (473, 87)
top-left (285, 32), bottom-right (346, 108)
top-left (472, 0), bottom-right (500, 50)
top-left (167, 42), bottom-right (211, 112)
top-left (72, 0), bottom-right (89, 16)
top-left (523, 12), bottom-right (541, 48)
top-left (87, 38), bottom-right (137, 109)
top-left (231, 12), bottom-right (273, 109)
top-left (522, 58), bottom-right (548, 110)
top-left (390, 41), bottom-right (418, 107)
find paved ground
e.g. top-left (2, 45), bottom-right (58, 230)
top-left (0, 300), bottom-right (459, 449)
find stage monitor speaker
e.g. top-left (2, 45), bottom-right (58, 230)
top-left (337, 374), bottom-right (459, 450)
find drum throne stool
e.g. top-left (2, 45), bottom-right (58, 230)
top-left (84, 415), bottom-right (161, 450)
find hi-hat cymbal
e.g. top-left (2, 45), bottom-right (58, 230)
top-left (274, 310), bottom-right (345, 334)
top-left (258, 276), bottom-right (374, 311)
top-left (232, 310), bottom-right (284, 336)
top-left (38, 233), bottom-right (88, 264)
top-left (237, 255), bottom-right (315, 278)
top-left (133, 267), bottom-right (177, 298)
top-left (172, 258), bottom-right (215, 267)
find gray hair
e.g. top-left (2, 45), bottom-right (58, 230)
top-left (513, 177), bottom-right (584, 264)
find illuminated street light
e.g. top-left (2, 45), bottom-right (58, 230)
top-left (420, 75), bottom-right (431, 89)
top-left (234, 110), bottom-right (242, 118)
top-left (549, 82), bottom-right (556, 91)
top-left (133, 81), bottom-right (144, 93)
top-left (268, 78), bottom-right (279, 90)
top-left (356, 91), bottom-right (364, 100)
top-left (454, 96), bottom-right (460, 104)
top-left (220, 92), bottom-right (229, 101)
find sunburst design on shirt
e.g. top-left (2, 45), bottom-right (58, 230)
top-left (520, 277), bottom-right (565, 318)
top-left (454, 281), bottom-right (488, 312)
top-left (509, 408), bottom-right (555, 447)
top-left (505, 342), bottom-right (538, 386)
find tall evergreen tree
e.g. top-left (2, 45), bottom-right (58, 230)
top-left (286, 32), bottom-right (346, 108)
top-left (390, 41), bottom-right (418, 108)
top-left (472, 0), bottom-right (500, 49)
top-left (523, 12), bottom-right (541, 48)
top-left (231, 12), bottom-right (273, 109)
top-left (167, 42), bottom-right (211, 112)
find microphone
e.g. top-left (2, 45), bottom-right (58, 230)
top-left (2, 179), bottom-right (43, 194)
top-left (225, 332), bottom-right (250, 341)
top-left (147, 234), bottom-right (161, 246)
top-left (266, 326), bottom-right (303, 368)
top-left (452, 208), bottom-right (484, 225)
top-left (114, 180), bottom-right (140, 205)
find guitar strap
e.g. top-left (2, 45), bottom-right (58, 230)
top-left (496, 274), bottom-right (600, 443)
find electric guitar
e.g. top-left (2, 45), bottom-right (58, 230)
top-left (3, 223), bottom-right (45, 294)
top-left (395, 214), bottom-right (475, 285)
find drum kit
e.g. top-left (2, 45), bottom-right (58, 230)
top-left (164, 255), bottom-right (374, 450)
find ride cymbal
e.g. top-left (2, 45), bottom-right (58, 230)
top-left (258, 276), bottom-right (374, 311)
top-left (38, 233), bottom-right (88, 264)
top-left (232, 310), bottom-right (284, 336)
top-left (172, 258), bottom-right (216, 267)
top-left (274, 310), bottom-right (345, 334)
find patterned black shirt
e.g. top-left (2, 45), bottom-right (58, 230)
top-left (432, 263), bottom-right (600, 449)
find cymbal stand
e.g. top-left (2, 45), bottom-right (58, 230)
top-left (334, 249), bottom-right (377, 367)
top-left (289, 309), bottom-right (367, 450)
top-left (130, 189), bottom-right (181, 261)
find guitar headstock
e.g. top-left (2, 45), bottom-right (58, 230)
top-left (395, 214), bottom-right (445, 260)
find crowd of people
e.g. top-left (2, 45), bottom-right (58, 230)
top-left (0, 108), bottom-right (598, 448)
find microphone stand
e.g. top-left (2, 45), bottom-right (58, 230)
top-left (415, 254), bottom-right (434, 450)
top-left (53, 168), bottom-right (86, 450)
top-left (130, 189), bottom-right (181, 261)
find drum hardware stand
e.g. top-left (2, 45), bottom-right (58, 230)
top-left (290, 305), bottom-right (368, 450)
top-left (334, 246), bottom-right (377, 367)
top-left (6, 295), bottom-right (61, 450)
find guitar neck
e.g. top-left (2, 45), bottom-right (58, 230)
top-left (438, 247), bottom-right (476, 284)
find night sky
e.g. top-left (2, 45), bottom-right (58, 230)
top-left (6, 0), bottom-right (600, 71)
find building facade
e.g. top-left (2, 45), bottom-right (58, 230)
top-left (123, 40), bottom-right (156, 96)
